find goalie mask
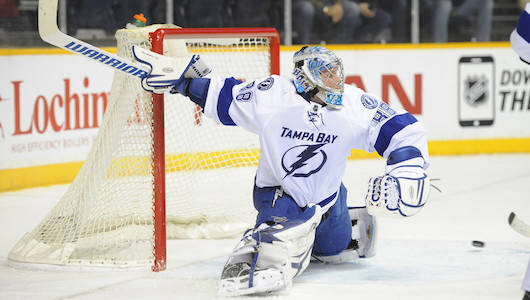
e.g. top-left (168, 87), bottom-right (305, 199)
top-left (292, 46), bottom-right (345, 109)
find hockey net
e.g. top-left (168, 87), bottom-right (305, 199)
top-left (8, 25), bottom-right (280, 271)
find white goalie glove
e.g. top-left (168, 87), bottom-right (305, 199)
top-left (365, 146), bottom-right (430, 217)
top-left (132, 45), bottom-right (211, 94)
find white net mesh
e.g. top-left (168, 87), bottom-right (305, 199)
top-left (8, 25), bottom-right (275, 268)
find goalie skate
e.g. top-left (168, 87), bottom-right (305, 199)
top-left (217, 233), bottom-right (291, 297)
top-left (218, 262), bottom-right (289, 297)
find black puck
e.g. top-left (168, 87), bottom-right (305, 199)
top-left (472, 240), bottom-right (485, 248)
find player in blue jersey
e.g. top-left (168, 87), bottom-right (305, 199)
top-left (511, 3), bottom-right (530, 65)
top-left (133, 45), bottom-right (431, 296)
top-left (511, 4), bottom-right (530, 300)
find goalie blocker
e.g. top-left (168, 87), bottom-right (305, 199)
top-left (132, 45), bottom-right (212, 93)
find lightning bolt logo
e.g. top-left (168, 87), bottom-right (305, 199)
top-left (282, 143), bottom-right (327, 179)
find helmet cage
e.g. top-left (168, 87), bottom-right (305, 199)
top-left (292, 46), bottom-right (345, 109)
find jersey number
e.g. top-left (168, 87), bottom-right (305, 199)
top-left (235, 91), bottom-right (253, 102)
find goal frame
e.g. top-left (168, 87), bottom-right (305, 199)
top-left (149, 27), bottom-right (280, 271)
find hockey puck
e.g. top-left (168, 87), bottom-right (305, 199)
top-left (472, 240), bottom-right (485, 248)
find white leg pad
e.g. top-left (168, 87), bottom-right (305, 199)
top-left (218, 242), bottom-right (290, 297)
top-left (350, 206), bottom-right (377, 258)
top-left (218, 205), bottom-right (322, 296)
top-left (313, 249), bottom-right (360, 264)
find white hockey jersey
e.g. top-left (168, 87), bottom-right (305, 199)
top-left (202, 75), bottom-right (429, 210)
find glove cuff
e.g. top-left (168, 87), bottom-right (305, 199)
top-left (387, 146), bottom-right (423, 165)
top-left (187, 78), bottom-right (210, 108)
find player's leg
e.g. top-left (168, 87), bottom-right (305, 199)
top-left (253, 185), bottom-right (305, 225)
top-left (474, 0), bottom-right (493, 41)
top-left (312, 183), bottom-right (377, 263)
top-left (312, 183), bottom-right (352, 259)
top-left (432, 0), bottom-right (452, 42)
top-left (218, 185), bottom-right (321, 296)
top-left (339, 1), bottom-right (361, 43)
top-left (292, 1), bottom-right (315, 44)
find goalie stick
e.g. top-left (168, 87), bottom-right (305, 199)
top-left (508, 212), bottom-right (530, 238)
top-left (38, 0), bottom-right (149, 79)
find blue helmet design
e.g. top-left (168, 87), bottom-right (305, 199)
top-left (292, 46), bottom-right (345, 109)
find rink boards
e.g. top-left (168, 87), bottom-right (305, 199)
top-left (0, 42), bottom-right (529, 191)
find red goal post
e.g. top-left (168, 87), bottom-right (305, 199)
top-left (149, 28), bottom-right (280, 271)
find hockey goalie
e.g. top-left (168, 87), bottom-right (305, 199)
top-left (133, 45), bottom-right (431, 296)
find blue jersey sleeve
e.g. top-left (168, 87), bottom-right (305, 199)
top-left (345, 87), bottom-right (429, 168)
top-left (370, 106), bottom-right (429, 168)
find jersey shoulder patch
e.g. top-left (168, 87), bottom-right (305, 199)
top-left (257, 77), bottom-right (275, 91)
top-left (235, 81), bottom-right (257, 102)
top-left (360, 94), bottom-right (379, 109)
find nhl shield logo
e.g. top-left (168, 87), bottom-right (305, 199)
top-left (457, 56), bottom-right (495, 127)
top-left (463, 75), bottom-right (488, 106)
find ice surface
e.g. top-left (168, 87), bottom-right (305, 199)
top-left (1, 154), bottom-right (529, 300)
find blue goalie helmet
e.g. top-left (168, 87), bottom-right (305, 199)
top-left (292, 46), bottom-right (345, 109)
